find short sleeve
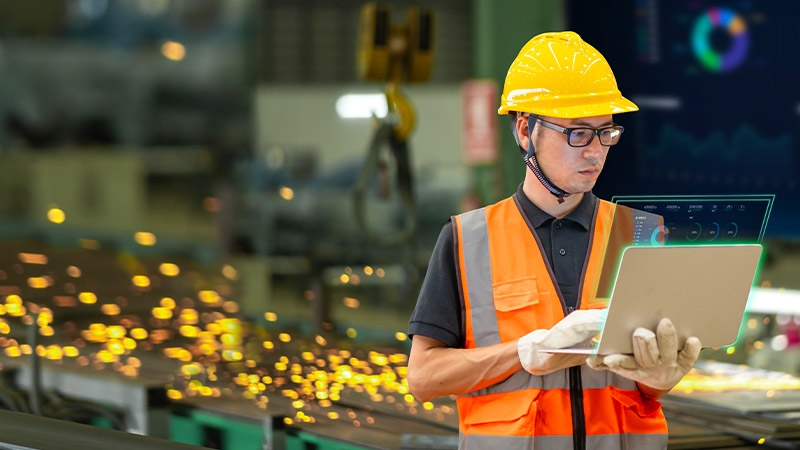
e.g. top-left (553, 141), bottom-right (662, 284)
top-left (408, 220), bottom-right (463, 348)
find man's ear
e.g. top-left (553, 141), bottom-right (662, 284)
top-left (515, 114), bottom-right (530, 150)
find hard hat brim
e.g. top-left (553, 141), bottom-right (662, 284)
top-left (498, 95), bottom-right (639, 118)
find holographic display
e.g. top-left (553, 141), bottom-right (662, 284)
top-left (612, 194), bottom-right (773, 245)
top-left (589, 194), bottom-right (771, 301)
top-left (568, 1), bottom-right (800, 238)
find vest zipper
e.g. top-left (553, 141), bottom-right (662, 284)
top-left (570, 365), bottom-right (586, 450)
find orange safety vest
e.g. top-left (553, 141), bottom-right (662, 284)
top-left (453, 194), bottom-right (668, 450)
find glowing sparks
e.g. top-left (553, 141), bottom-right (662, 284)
top-left (47, 208), bottom-right (65, 224)
top-left (161, 41), bottom-right (186, 61)
top-left (159, 263), bottom-right (180, 276)
top-left (134, 232), bottom-right (157, 246)
top-left (222, 265), bottom-right (239, 280)
top-left (101, 304), bottom-right (121, 316)
top-left (78, 292), bottom-right (97, 304)
top-left (132, 276), bottom-right (151, 288)
top-left (343, 297), bottom-right (360, 308)
top-left (199, 290), bottom-right (221, 305)
top-left (0, 242), bottom-right (457, 433)
top-left (130, 328), bottom-right (148, 340)
top-left (27, 277), bottom-right (51, 289)
top-left (279, 186), bottom-right (295, 200)
top-left (152, 307), bottom-right (173, 320)
top-left (18, 253), bottom-right (48, 264)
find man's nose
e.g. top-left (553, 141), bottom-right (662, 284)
top-left (582, 136), bottom-right (607, 159)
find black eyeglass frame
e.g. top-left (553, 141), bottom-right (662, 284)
top-left (534, 117), bottom-right (625, 148)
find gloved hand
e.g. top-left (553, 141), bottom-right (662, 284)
top-left (518, 309), bottom-right (605, 376)
top-left (586, 318), bottom-right (701, 391)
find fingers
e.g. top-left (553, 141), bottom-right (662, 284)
top-left (556, 309), bottom-right (605, 337)
top-left (677, 336), bottom-right (702, 370)
top-left (632, 327), bottom-right (659, 368)
top-left (586, 355), bottom-right (605, 370)
top-left (592, 353), bottom-right (638, 371)
top-left (568, 308), bottom-right (606, 322)
top-left (655, 318), bottom-right (679, 360)
top-left (545, 310), bottom-right (604, 348)
top-left (557, 353), bottom-right (594, 369)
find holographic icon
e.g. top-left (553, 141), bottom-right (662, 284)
top-left (691, 7), bottom-right (749, 72)
top-left (687, 222), bottom-right (702, 241)
top-left (651, 225), bottom-right (670, 246)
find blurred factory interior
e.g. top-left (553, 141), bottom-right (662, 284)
top-left (1, 0), bottom-right (800, 449)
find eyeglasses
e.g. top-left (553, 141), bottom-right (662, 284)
top-left (535, 117), bottom-right (625, 148)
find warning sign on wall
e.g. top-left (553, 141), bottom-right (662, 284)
top-left (462, 80), bottom-right (499, 165)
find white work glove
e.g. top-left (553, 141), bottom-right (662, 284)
top-left (587, 318), bottom-right (701, 392)
top-left (518, 309), bottom-right (605, 376)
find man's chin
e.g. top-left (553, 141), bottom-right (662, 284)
top-left (570, 183), bottom-right (595, 194)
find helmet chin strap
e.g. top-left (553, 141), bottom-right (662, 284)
top-left (514, 114), bottom-right (571, 204)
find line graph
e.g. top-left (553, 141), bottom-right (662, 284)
top-left (642, 123), bottom-right (794, 177)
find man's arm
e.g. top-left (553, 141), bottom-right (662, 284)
top-left (407, 310), bottom-right (604, 402)
top-left (407, 335), bottom-right (521, 402)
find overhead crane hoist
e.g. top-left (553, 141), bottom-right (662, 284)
top-left (311, 3), bottom-right (435, 335)
top-left (353, 2), bottom-right (435, 247)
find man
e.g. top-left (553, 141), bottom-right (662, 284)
top-left (407, 31), bottom-right (702, 450)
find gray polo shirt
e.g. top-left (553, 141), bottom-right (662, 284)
top-left (408, 184), bottom-right (597, 347)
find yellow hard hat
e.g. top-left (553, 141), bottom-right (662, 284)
top-left (497, 31), bottom-right (638, 118)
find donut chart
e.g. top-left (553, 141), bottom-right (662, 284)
top-left (704, 222), bottom-right (720, 241)
top-left (723, 222), bottom-right (739, 239)
top-left (651, 225), bottom-right (670, 245)
top-left (691, 8), bottom-right (749, 72)
top-left (687, 222), bottom-right (702, 241)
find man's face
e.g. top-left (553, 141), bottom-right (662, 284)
top-left (527, 114), bottom-right (614, 194)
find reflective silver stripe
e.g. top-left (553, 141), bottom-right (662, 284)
top-left (459, 208), bottom-right (499, 347)
top-left (618, 433), bottom-right (668, 450)
top-left (464, 365), bottom-right (637, 397)
top-left (461, 433), bottom-right (667, 450)
top-left (460, 434), bottom-right (540, 450)
top-left (465, 370), bottom-right (549, 396)
top-left (581, 365), bottom-right (638, 391)
top-left (588, 433), bottom-right (668, 449)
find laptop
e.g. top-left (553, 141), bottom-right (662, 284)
top-left (542, 244), bottom-right (763, 355)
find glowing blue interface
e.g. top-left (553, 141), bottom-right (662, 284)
top-left (612, 195), bottom-right (773, 245)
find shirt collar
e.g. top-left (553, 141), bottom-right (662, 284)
top-left (515, 183), bottom-right (596, 230)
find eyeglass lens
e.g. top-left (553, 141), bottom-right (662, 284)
top-left (568, 127), bottom-right (623, 146)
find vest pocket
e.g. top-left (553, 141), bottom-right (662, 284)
top-left (493, 276), bottom-right (552, 341)
top-left (609, 388), bottom-right (668, 436)
top-left (494, 276), bottom-right (539, 310)
top-left (460, 389), bottom-right (539, 437)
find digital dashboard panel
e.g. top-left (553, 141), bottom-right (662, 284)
top-left (568, 1), bottom-right (799, 238)
top-left (612, 194), bottom-right (773, 245)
